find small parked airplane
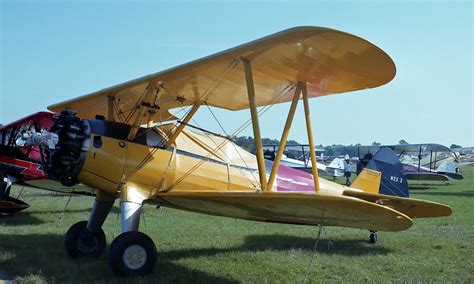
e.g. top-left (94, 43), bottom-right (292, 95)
top-left (3, 27), bottom-right (451, 276)
top-left (263, 144), bottom-right (344, 178)
top-left (353, 144), bottom-right (463, 182)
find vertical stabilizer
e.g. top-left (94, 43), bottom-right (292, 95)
top-left (352, 147), bottom-right (409, 197)
top-left (351, 169), bottom-right (381, 194)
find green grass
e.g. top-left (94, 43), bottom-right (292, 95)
top-left (1, 167), bottom-right (473, 283)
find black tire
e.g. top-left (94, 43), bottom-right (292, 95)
top-left (369, 232), bottom-right (377, 244)
top-left (0, 181), bottom-right (7, 199)
top-left (65, 221), bottom-right (106, 258)
top-left (108, 231), bottom-right (157, 277)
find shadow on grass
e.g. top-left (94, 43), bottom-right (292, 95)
top-left (409, 183), bottom-right (451, 190)
top-left (161, 234), bottom-right (391, 262)
top-left (412, 191), bottom-right (474, 198)
top-left (0, 233), bottom-right (390, 282)
top-left (0, 211), bottom-right (44, 226)
top-left (409, 185), bottom-right (438, 190)
top-left (25, 208), bottom-right (91, 214)
top-left (0, 234), bottom-right (237, 283)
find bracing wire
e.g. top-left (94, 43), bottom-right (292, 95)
top-left (166, 83), bottom-right (296, 191)
top-left (203, 102), bottom-right (259, 186)
top-left (16, 186), bottom-right (25, 199)
top-left (187, 116), bottom-right (259, 189)
top-left (303, 224), bottom-right (323, 284)
top-left (124, 84), bottom-right (153, 124)
top-left (125, 60), bottom-right (238, 182)
top-left (119, 57), bottom-right (296, 193)
top-left (58, 191), bottom-right (74, 223)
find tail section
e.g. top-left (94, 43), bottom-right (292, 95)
top-left (351, 169), bottom-right (381, 194)
top-left (436, 161), bottom-right (463, 180)
top-left (327, 157), bottom-right (344, 169)
top-left (352, 147), bottom-right (409, 197)
top-left (347, 147), bottom-right (452, 219)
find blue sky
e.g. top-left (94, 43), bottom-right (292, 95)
top-left (1, 0), bottom-right (472, 147)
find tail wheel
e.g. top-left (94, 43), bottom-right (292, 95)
top-left (369, 231), bottom-right (377, 244)
top-left (108, 231), bottom-right (157, 277)
top-left (65, 221), bottom-right (106, 258)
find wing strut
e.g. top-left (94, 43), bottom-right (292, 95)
top-left (266, 83), bottom-right (301, 190)
top-left (165, 103), bottom-right (200, 147)
top-left (301, 82), bottom-right (320, 193)
top-left (242, 58), bottom-right (267, 191)
top-left (127, 81), bottom-right (160, 140)
top-left (106, 96), bottom-right (115, 122)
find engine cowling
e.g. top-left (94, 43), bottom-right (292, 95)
top-left (46, 109), bottom-right (90, 186)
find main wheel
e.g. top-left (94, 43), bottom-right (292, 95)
top-left (108, 231), bottom-right (157, 277)
top-left (65, 221), bottom-right (106, 258)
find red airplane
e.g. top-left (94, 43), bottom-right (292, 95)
top-left (0, 111), bottom-right (94, 214)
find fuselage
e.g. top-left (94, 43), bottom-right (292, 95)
top-left (77, 119), bottom-right (346, 203)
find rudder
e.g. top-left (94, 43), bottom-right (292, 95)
top-left (352, 147), bottom-right (409, 197)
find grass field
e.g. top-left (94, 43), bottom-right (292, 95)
top-left (1, 167), bottom-right (473, 283)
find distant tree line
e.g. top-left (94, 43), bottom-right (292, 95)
top-left (232, 136), bottom-right (463, 158)
top-left (233, 135), bottom-right (374, 158)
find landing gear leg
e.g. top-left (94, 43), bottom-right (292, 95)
top-left (369, 230), bottom-right (377, 244)
top-left (108, 201), bottom-right (157, 276)
top-left (0, 174), bottom-right (12, 199)
top-left (64, 199), bottom-right (113, 258)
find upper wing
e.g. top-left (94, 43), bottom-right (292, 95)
top-left (353, 144), bottom-right (452, 155)
top-left (48, 26), bottom-right (396, 123)
top-left (0, 111), bottom-right (55, 131)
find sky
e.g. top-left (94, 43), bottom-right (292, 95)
top-left (1, 0), bottom-right (472, 147)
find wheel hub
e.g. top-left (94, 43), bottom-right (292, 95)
top-left (77, 231), bottom-right (98, 254)
top-left (123, 245), bottom-right (147, 270)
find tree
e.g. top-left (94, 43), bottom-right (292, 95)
top-left (450, 144), bottom-right (462, 150)
top-left (399, 139), bottom-right (409, 145)
top-left (372, 141), bottom-right (381, 146)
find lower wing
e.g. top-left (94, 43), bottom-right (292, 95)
top-left (405, 172), bottom-right (450, 182)
top-left (152, 191), bottom-right (412, 232)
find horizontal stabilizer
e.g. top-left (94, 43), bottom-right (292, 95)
top-left (343, 189), bottom-right (452, 218)
top-left (405, 172), bottom-right (450, 182)
top-left (436, 161), bottom-right (463, 180)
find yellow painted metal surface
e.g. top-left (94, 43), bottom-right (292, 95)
top-left (267, 84), bottom-right (301, 191)
top-left (153, 191), bottom-right (413, 232)
top-left (79, 136), bottom-right (127, 193)
top-left (351, 169), bottom-right (382, 194)
top-left (76, 126), bottom-right (450, 230)
top-left (165, 104), bottom-right (200, 147)
top-left (243, 58), bottom-right (267, 191)
top-left (302, 82), bottom-right (320, 192)
top-left (48, 27), bottom-right (396, 123)
top-left (343, 189), bottom-right (452, 218)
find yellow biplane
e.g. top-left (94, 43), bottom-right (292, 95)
top-left (18, 27), bottom-right (451, 276)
